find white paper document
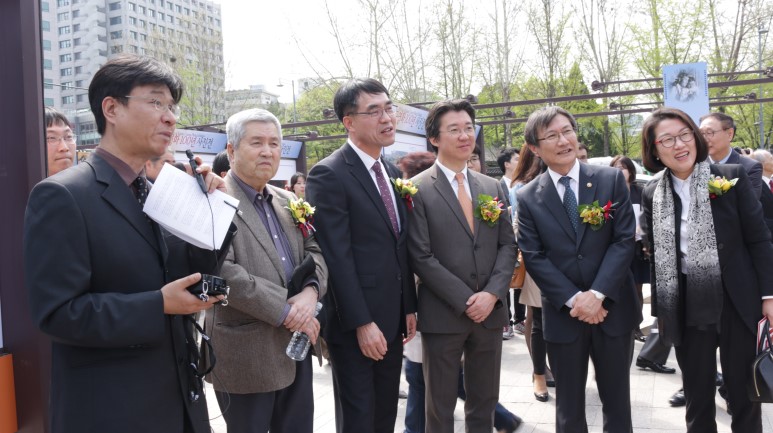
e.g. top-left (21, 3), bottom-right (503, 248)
top-left (144, 164), bottom-right (239, 250)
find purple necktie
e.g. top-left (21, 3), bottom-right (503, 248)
top-left (372, 161), bottom-right (399, 235)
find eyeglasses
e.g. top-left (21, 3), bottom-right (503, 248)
top-left (467, 155), bottom-right (480, 162)
top-left (347, 105), bottom-right (397, 119)
top-left (699, 127), bottom-right (730, 138)
top-left (537, 128), bottom-right (577, 145)
top-left (441, 126), bottom-right (476, 138)
top-left (46, 134), bottom-right (77, 145)
top-left (124, 95), bottom-right (181, 117)
top-left (655, 130), bottom-right (694, 148)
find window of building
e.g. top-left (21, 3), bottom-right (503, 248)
top-left (140, 33), bottom-right (147, 41)
top-left (109, 17), bottom-right (122, 25)
top-left (57, 0), bottom-right (70, 6)
top-left (44, 98), bottom-right (54, 107)
top-left (108, 1), bottom-right (120, 10)
top-left (158, 12), bottom-right (164, 21)
top-left (73, 52), bottom-right (81, 60)
top-left (149, 23), bottom-right (156, 30)
top-left (139, 5), bottom-right (146, 14)
top-left (42, 20), bottom-right (50, 32)
top-left (129, 45), bottom-right (138, 53)
top-left (62, 95), bottom-right (75, 105)
top-left (75, 80), bottom-right (84, 87)
top-left (128, 2), bottom-right (136, 11)
top-left (184, 7), bottom-right (189, 15)
top-left (111, 45), bottom-right (123, 54)
top-left (167, 2), bottom-right (173, 11)
top-left (148, 9), bottom-right (155, 17)
top-left (72, 10), bottom-right (79, 18)
top-left (59, 40), bottom-right (71, 49)
top-left (74, 66), bottom-right (82, 74)
top-left (139, 20), bottom-right (146, 28)
top-left (110, 30), bottom-right (122, 39)
top-left (73, 38), bottom-right (81, 46)
top-left (60, 53), bottom-right (72, 62)
top-left (129, 16), bottom-right (137, 25)
top-left (72, 24), bottom-right (80, 32)
top-left (42, 1), bottom-right (49, 12)
top-left (61, 68), bottom-right (73, 77)
top-left (176, 4), bottom-right (181, 13)
top-left (44, 78), bottom-right (54, 90)
top-left (42, 39), bottom-right (52, 51)
top-left (43, 59), bottom-right (53, 70)
top-left (130, 31), bottom-right (138, 40)
top-left (57, 12), bottom-right (69, 21)
top-left (167, 15), bottom-right (173, 24)
top-left (58, 26), bottom-right (70, 35)
top-left (76, 94), bottom-right (86, 103)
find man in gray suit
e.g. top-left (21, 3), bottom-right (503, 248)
top-left (205, 108), bottom-right (328, 433)
top-left (408, 99), bottom-right (517, 433)
top-left (517, 106), bottom-right (640, 433)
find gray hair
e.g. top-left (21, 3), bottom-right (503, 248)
top-left (226, 108), bottom-right (282, 149)
top-left (523, 106), bottom-right (577, 147)
top-left (751, 149), bottom-right (773, 165)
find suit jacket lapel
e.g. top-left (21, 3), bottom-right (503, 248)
top-left (343, 144), bottom-right (398, 240)
top-left (431, 164), bottom-right (474, 239)
top-left (385, 162), bottom-right (409, 239)
top-left (91, 155), bottom-right (161, 255)
top-left (468, 171), bottom-right (482, 237)
top-left (537, 172), bottom-right (576, 242)
top-left (576, 165), bottom-right (597, 247)
top-left (226, 175), bottom-right (288, 285)
top-left (270, 189), bottom-right (303, 264)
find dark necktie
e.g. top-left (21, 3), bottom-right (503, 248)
top-left (559, 176), bottom-right (579, 233)
top-left (372, 161), bottom-right (399, 235)
top-left (133, 176), bottom-right (148, 207)
top-left (769, 178), bottom-right (773, 193)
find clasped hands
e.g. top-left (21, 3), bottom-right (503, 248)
top-left (569, 291), bottom-right (607, 324)
top-left (283, 286), bottom-right (320, 344)
top-left (465, 291), bottom-right (497, 323)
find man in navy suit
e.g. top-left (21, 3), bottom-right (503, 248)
top-left (305, 78), bottom-right (417, 433)
top-left (516, 106), bottom-right (641, 433)
top-left (701, 112), bottom-right (764, 197)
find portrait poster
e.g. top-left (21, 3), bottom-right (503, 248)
top-left (663, 62), bottom-right (709, 124)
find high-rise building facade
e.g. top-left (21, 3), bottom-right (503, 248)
top-left (40, 0), bottom-right (224, 147)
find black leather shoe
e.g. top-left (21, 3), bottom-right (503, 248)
top-left (669, 388), bottom-right (686, 407)
top-left (636, 357), bottom-right (676, 374)
top-left (534, 391), bottom-right (549, 402)
top-left (497, 414), bottom-right (523, 433)
top-left (634, 330), bottom-right (647, 342)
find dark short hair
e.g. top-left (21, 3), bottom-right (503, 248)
top-left (290, 172), bottom-right (306, 190)
top-left (333, 78), bottom-right (389, 122)
top-left (699, 112), bottom-right (736, 136)
top-left (610, 155), bottom-right (636, 184)
top-left (425, 99), bottom-right (476, 141)
top-left (640, 107), bottom-right (709, 173)
top-left (399, 151), bottom-right (436, 178)
top-left (578, 142), bottom-right (588, 151)
top-left (212, 150), bottom-right (230, 177)
top-left (45, 106), bottom-right (73, 129)
top-left (89, 54), bottom-right (183, 135)
top-left (511, 142), bottom-right (546, 186)
top-left (523, 106), bottom-right (577, 147)
top-left (496, 147), bottom-right (519, 173)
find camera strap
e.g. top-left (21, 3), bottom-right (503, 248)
top-left (183, 315), bottom-right (217, 403)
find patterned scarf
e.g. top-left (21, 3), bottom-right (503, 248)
top-left (651, 161), bottom-right (722, 346)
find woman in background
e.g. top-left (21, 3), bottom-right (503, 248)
top-left (290, 172), bottom-right (306, 198)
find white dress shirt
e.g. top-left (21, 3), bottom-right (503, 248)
top-left (348, 140), bottom-right (401, 232)
top-left (671, 174), bottom-right (691, 272)
top-left (435, 159), bottom-right (472, 201)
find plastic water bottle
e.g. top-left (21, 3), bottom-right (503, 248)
top-left (286, 302), bottom-right (323, 361)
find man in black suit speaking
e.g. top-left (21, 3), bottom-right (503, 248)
top-left (306, 78), bottom-right (417, 433)
top-left (24, 55), bottom-right (228, 433)
top-left (516, 106), bottom-right (641, 433)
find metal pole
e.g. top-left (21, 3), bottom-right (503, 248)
top-left (291, 80), bottom-right (297, 134)
top-left (760, 25), bottom-right (768, 149)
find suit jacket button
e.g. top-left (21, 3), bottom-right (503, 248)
top-left (717, 243), bottom-right (723, 250)
top-left (397, 273), bottom-right (402, 281)
top-left (470, 273), bottom-right (477, 279)
top-left (577, 254), bottom-right (583, 260)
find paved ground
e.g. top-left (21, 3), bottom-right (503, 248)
top-left (205, 286), bottom-right (773, 432)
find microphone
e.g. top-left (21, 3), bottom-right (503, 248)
top-left (186, 149), bottom-right (209, 194)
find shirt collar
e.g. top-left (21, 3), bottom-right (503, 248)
top-left (95, 147), bottom-right (144, 186)
top-left (435, 159), bottom-right (469, 185)
top-left (348, 139), bottom-right (382, 172)
top-left (231, 172), bottom-right (272, 204)
top-left (547, 159), bottom-right (581, 188)
top-left (710, 147), bottom-right (733, 164)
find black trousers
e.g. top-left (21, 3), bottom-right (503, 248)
top-left (674, 293), bottom-right (761, 433)
top-left (215, 356), bottom-right (314, 433)
top-left (530, 307), bottom-right (547, 375)
top-left (638, 319), bottom-right (672, 365)
top-left (547, 325), bottom-right (634, 433)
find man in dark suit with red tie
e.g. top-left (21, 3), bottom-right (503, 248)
top-left (306, 78), bottom-right (417, 433)
top-left (516, 106), bottom-right (641, 433)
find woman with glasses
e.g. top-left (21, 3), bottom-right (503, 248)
top-left (640, 107), bottom-right (773, 433)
